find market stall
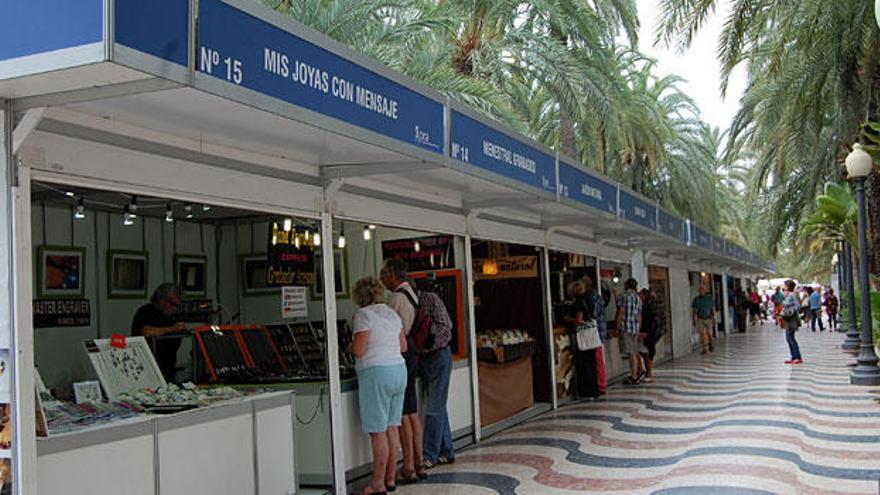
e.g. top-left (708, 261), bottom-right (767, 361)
top-left (30, 183), bottom-right (332, 491)
top-left (547, 251), bottom-right (598, 403)
top-left (0, 1), bottom-right (776, 493)
top-left (472, 240), bottom-right (550, 428)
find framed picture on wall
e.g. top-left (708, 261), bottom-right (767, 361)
top-left (241, 254), bottom-right (278, 296)
top-left (312, 249), bottom-right (349, 300)
top-left (175, 254), bottom-right (207, 299)
top-left (107, 250), bottom-right (148, 299)
top-left (36, 245), bottom-right (86, 298)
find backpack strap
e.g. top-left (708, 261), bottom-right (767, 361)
top-left (396, 286), bottom-right (419, 311)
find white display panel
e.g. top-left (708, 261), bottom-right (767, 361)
top-left (84, 337), bottom-right (166, 401)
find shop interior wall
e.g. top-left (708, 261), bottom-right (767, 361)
top-left (33, 203), bottom-right (216, 396)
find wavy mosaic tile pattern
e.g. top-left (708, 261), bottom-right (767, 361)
top-left (394, 325), bottom-right (880, 494)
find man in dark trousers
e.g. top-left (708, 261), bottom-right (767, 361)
top-left (131, 283), bottom-right (189, 382)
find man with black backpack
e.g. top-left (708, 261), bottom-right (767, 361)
top-left (381, 258), bottom-right (426, 482)
top-left (381, 258), bottom-right (456, 472)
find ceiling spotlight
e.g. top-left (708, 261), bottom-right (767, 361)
top-left (338, 227), bottom-right (346, 249)
top-left (128, 196), bottom-right (138, 218)
top-left (414, 241), bottom-right (421, 253)
top-left (294, 233), bottom-right (301, 249)
top-left (74, 198), bottom-right (86, 220)
top-left (363, 225), bottom-right (371, 241)
top-left (165, 202), bottom-right (174, 223)
top-left (368, 224), bottom-right (376, 230)
top-left (123, 207), bottom-right (135, 226)
top-left (202, 204), bottom-right (211, 212)
top-left (184, 203), bottom-right (193, 219)
top-left (64, 190), bottom-right (75, 197)
top-left (283, 218), bottom-right (292, 232)
top-left (313, 231), bottom-right (321, 247)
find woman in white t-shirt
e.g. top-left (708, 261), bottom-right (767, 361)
top-left (349, 276), bottom-right (407, 495)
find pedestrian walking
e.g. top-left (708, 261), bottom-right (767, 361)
top-left (780, 280), bottom-right (804, 364)
top-left (808, 286), bottom-right (824, 332)
top-left (734, 288), bottom-right (748, 333)
top-left (692, 286), bottom-right (716, 354)
top-left (616, 278), bottom-right (643, 385)
top-left (564, 280), bottom-right (603, 398)
top-left (824, 288), bottom-right (839, 331)
top-left (748, 288), bottom-right (761, 325)
top-left (772, 287), bottom-right (785, 328)
top-left (639, 288), bottom-right (660, 383)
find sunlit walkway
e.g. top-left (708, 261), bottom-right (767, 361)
top-left (396, 324), bottom-right (880, 494)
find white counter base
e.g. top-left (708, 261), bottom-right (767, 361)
top-left (37, 392), bottom-right (296, 495)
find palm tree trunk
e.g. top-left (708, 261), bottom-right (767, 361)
top-left (559, 111), bottom-right (577, 159)
top-left (598, 125), bottom-right (607, 174)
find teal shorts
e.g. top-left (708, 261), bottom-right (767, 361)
top-left (357, 363), bottom-right (407, 433)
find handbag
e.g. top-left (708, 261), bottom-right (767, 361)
top-left (575, 320), bottom-right (602, 351)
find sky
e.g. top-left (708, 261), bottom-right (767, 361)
top-left (636, 0), bottom-right (748, 133)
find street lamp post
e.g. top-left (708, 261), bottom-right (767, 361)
top-left (841, 240), bottom-right (860, 349)
top-left (845, 143), bottom-right (880, 385)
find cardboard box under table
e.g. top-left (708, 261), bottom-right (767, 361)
top-left (477, 342), bottom-right (534, 426)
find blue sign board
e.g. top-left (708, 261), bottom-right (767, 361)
top-left (0, 0), bottom-right (102, 62)
top-left (619, 190), bottom-right (657, 230)
top-left (450, 111), bottom-right (556, 194)
top-left (115, 0), bottom-right (189, 67)
top-left (557, 162), bottom-right (617, 215)
top-left (658, 209), bottom-right (685, 242)
top-left (711, 235), bottom-right (724, 253)
top-left (725, 241), bottom-right (737, 258)
top-left (197, 0), bottom-right (445, 154)
top-left (693, 226), bottom-right (712, 250)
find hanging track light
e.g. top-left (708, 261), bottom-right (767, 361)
top-left (74, 198), bottom-right (86, 220)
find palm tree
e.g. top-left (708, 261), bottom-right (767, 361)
top-left (655, 0), bottom-right (880, 265)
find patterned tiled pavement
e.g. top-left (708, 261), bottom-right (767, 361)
top-left (396, 324), bottom-right (880, 494)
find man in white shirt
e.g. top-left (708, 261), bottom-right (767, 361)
top-left (380, 258), bottom-right (426, 481)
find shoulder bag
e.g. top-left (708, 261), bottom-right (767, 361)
top-left (575, 319), bottom-right (602, 351)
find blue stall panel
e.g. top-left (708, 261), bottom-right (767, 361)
top-left (712, 235), bottom-right (724, 253)
top-left (619, 190), bottom-right (657, 230)
top-left (693, 226), bottom-right (712, 250)
top-left (0, 0), bottom-right (103, 78)
top-left (658, 208), bottom-right (686, 243)
top-left (558, 162), bottom-right (617, 215)
top-left (450, 110), bottom-right (556, 195)
top-left (115, 0), bottom-right (189, 67)
top-left (197, 0), bottom-right (444, 154)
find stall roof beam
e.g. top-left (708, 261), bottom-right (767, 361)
top-left (12, 107), bottom-right (45, 155)
top-left (340, 183), bottom-right (462, 216)
top-left (38, 119), bottom-right (322, 186)
top-left (541, 214), bottom-right (594, 229)
top-left (15, 78), bottom-right (180, 111)
top-left (322, 161), bottom-right (442, 179)
top-left (464, 193), bottom-right (551, 210)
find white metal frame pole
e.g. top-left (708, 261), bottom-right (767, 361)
top-left (3, 99), bottom-right (37, 493)
top-left (320, 212), bottom-right (347, 494)
top-left (463, 234), bottom-right (481, 442)
top-left (540, 247), bottom-right (558, 410)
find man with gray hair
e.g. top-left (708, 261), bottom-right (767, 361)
top-left (131, 283), bottom-right (189, 382)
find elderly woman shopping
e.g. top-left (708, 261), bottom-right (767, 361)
top-left (349, 276), bottom-right (408, 495)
